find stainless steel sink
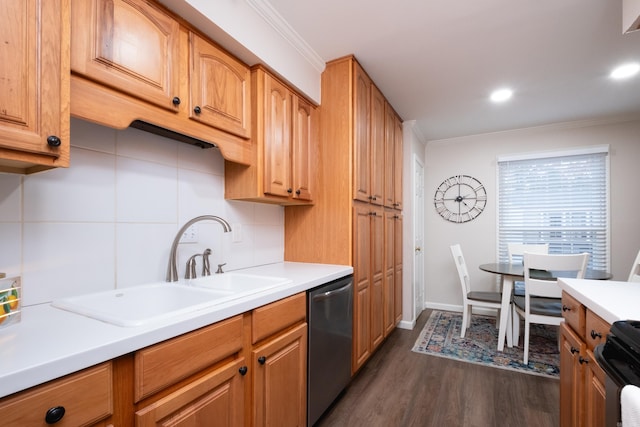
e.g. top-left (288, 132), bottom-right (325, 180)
top-left (51, 283), bottom-right (237, 327)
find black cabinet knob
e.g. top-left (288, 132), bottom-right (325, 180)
top-left (238, 366), bottom-right (248, 376)
top-left (194, 106), bottom-right (201, 114)
top-left (295, 189), bottom-right (301, 195)
top-left (258, 356), bottom-right (266, 365)
top-left (562, 305), bottom-right (570, 312)
top-left (47, 135), bottom-right (61, 147)
top-left (570, 347), bottom-right (579, 354)
top-left (590, 330), bottom-right (602, 340)
top-left (45, 406), bottom-right (65, 424)
top-left (579, 356), bottom-right (589, 365)
top-left (287, 188), bottom-right (293, 194)
top-left (172, 97), bottom-right (181, 106)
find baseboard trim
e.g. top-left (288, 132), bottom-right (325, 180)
top-left (397, 319), bottom-right (415, 330)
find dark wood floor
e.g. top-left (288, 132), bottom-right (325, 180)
top-left (316, 309), bottom-right (559, 427)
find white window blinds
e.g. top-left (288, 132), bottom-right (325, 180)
top-left (497, 147), bottom-right (609, 271)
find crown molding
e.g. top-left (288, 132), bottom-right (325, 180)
top-left (246, 0), bottom-right (325, 73)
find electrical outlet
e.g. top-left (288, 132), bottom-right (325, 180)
top-left (180, 224), bottom-right (198, 243)
top-left (232, 223), bottom-right (242, 243)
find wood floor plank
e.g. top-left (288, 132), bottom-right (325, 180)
top-left (316, 309), bottom-right (559, 427)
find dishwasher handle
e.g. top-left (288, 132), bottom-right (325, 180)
top-left (312, 282), bottom-right (352, 302)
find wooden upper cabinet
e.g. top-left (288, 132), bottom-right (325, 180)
top-left (393, 114), bottom-right (404, 210)
top-left (370, 85), bottom-right (385, 206)
top-left (189, 32), bottom-right (250, 139)
top-left (292, 96), bottom-right (314, 201)
top-left (225, 67), bottom-right (316, 204)
top-left (353, 62), bottom-right (371, 203)
top-left (71, 0), bottom-right (181, 111)
top-left (384, 103), bottom-right (396, 208)
top-left (0, 0), bottom-right (70, 174)
top-left (263, 75), bottom-right (292, 198)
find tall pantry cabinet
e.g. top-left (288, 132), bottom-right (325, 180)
top-left (285, 55), bottom-right (403, 374)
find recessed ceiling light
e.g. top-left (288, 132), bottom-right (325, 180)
top-left (490, 88), bottom-right (513, 103)
top-left (610, 62), bottom-right (640, 79)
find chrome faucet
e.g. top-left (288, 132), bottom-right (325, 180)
top-left (166, 215), bottom-right (232, 282)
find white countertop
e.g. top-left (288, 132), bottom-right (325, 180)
top-left (559, 278), bottom-right (640, 325)
top-left (0, 262), bottom-right (352, 399)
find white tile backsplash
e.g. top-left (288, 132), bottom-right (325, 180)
top-left (0, 119), bottom-right (285, 306)
top-left (23, 222), bottom-right (116, 305)
top-left (24, 148), bottom-right (116, 222)
top-left (0, 174), bottom-right (21, 221)
top-left (116, 156), bottom-right (178, 223)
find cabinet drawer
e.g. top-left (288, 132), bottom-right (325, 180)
top-left (252, 293), bottom-right (306, 344)
top-left (585, 309), bottom-right (610, 351)
top-left (135, 315), bottom-right (243, 401)
top-left (562, 291), bottom-right (585, 336)
top-left (0, 362), bottom-right (112, 427)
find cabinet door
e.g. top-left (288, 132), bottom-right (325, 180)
top-left (383, 103), bottom-right (396, 208)
top-left (252, 324), bottom-right (307, 427)
top-left (189, 32), bottom-right (250, 139)
top-left (291, 96), bottom-right (315, 201)
top-left (393, 114), bottom-right (403, 210)
top-left (383, 212), bottom-right (396, 336)
top-left (71, 0), bottom-right (180, 111)
top-left (353, 63), bottom-right (371, 203)
top-left (263, 75), bottom-right (292, 198)
top-left (560, 322), bottom-right (585, 427)
top-left (0, 0), bottom-right (69, 172)
top-left (370, 85), bottom-right (385, 206)
top-left (353, 204), bottom-right (372, 372)
top-left (370, 207), bottom-right (384, 351)
top-left (135, 359), bottom-right (245, 427)
top-left (394, 213), bottom-right (403, 324)
top-left (584, 350), bottom-right (606, 427)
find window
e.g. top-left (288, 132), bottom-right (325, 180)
top-left (497, 146), bottom-right (609, 271)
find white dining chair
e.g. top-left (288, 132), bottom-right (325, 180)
top-left (512, 252), bottom-right (589, 364)
top-left (507, 243), bottom-right (549, 264)
top-left (450, 244), bottom-right (504, 338)
top-left (507, 243), bottom-right (549, 296)
top-left (628, 249), bottom-right (640, 282)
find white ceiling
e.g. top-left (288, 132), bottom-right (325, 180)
top-left (266, 0), bottom-right (640, 141)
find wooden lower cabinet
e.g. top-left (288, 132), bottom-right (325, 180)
top-left (560, 292), bottom-right (609, 427)
top-left (135, 358), bottom-right (245, 427)
top-left (252, 323), bottom-right (307, 427)
top-left (0, 362), bottom-right (113, 427)
top-left (0, 294), bottom-right (308, 427)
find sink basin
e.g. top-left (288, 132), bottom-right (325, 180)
top-left (186, 273), bottom-right (292, 294)
top-left (51, 283), bottom-right (237, 327)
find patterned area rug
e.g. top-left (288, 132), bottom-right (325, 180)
top-left (412, 310), bottom-right (560, 378)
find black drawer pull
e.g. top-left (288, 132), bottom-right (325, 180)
top-left (258, 356), bottom-right (266, 365)
top-left (562, 305), bottom-right (571, 312)
top-left (45, 406), bottom-right (65, 424)
top-left (579, 356), bottom-right (589, 365)
top-left (570, 346), bottom-right (579, 354)
top-left (590, 330), bottom-right (602, 340)
top-left (238, 366), bottom-right (248, 376)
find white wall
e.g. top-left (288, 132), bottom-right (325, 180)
top-left (423, 117), bottom-right (640, 312)
top-left (0, 119), bottom-right (284, 307)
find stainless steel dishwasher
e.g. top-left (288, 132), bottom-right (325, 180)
top-left (307, 274), bottom-right (353, 426)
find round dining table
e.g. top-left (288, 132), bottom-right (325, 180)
top-left (478, 262), bottom-right (612, 352)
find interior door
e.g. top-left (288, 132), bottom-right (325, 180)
top-left (413, 155), bottom-right (425, 319)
